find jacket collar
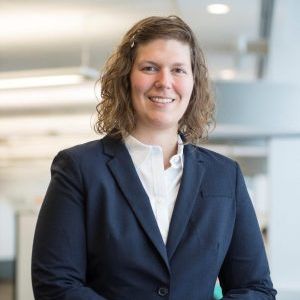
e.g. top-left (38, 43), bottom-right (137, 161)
top-left (166, 144), bottom-right (205, 259)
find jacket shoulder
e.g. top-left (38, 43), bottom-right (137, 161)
top-left (60, 139), bottom-right (103, 158)
top-left (190, 145), bottom-right (239, 196)
top-left (53, 138), bottom-right (110, 170)
top-left (192, 144), bottom-right (236, 168)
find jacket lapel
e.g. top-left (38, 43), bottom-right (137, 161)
top-left (166, 144), bottom-right (206, 260)
top-left (102, 136), bottom-right (170, 272)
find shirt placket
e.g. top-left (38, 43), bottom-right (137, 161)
top-left (151, 147), bottom-right (169, 244)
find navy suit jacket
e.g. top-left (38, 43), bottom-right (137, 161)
top-left (32, 136), bottom-right (276, 300)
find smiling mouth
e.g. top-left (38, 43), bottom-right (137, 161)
top-left (148, 96), bottom-right (175, 104)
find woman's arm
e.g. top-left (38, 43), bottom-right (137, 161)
top-left (32, 151), bottom-right (108, 300)
top-left (219, 163), bottom-right (277, 299)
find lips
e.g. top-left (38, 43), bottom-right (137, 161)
top-left (148, 96), bottom-right (175, 104)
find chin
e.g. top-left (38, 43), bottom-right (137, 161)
top-left (149, 120), bottom-right (178, 131)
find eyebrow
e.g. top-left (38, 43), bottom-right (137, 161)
top-left (136, 60), bottom-right (158, 66)
top-left (137, 60), bottom-right (188, 67)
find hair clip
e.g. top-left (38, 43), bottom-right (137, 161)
top-left (130, 34), bottom-right (136, 48)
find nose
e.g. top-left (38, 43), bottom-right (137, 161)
top-left (154, 70), bottom-right (172, 89)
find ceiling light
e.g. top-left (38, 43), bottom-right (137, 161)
top-left (207, 4), bottom-right (230, 15)
top-left (0, 67), bottom-right (99, 90)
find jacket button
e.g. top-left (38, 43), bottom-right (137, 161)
top-left (158, 286), bottom-right (169, 296)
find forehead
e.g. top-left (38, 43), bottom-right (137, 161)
top-left (134, 39), bottom-right (191, 63)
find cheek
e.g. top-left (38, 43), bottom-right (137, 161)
top-left (130, 78), bottom-right (148, 110)
top-left (178, 80), bottom-right (194, 99)
top-left (131, 74), bottom-right (151, 95)
top-left (132, 84), bottom-right (145, 96)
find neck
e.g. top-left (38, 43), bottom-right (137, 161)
top-left (131, 127), bottom-right (179, 169)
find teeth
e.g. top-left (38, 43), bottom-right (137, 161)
top-left (149, 97), bottom-right (174, 104)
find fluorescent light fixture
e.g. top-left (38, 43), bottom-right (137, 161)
top-left (207, 4), bottom-right (230, 15)
top-left (0, 67), bottom-right (99, 90)
top-left (0, 74), bottom-right (84, 89)
top-left (0, 82), bottom-right (97, 109)
top-left (0, 8), bottom-right (129, 45)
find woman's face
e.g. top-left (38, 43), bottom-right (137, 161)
top-left (130, 38), bottom-right (194, 134)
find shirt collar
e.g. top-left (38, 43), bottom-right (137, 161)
top-left (170, 139), bottom-right (184, 169)
top-left (124, 134), bottom-right (184, 168)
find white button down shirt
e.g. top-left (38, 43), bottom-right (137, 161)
top-left (124, 135), bottom-right (184, 244)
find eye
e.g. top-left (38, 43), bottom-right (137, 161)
top-left (141, 65), bottom-right (158, 73)
top-left (173, 67), bottom-right (187, 74)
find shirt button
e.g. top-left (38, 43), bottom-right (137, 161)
top-left (158, 286), bottom-right (169, 296)
top-left (173, 156), bottom-right (180, 162)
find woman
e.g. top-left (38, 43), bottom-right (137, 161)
top-left (32, 16), bottom-right (276, 299)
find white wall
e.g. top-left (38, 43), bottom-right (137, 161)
top-left (266, 0), bottom-right (300, 84)
top-left (269, 138), bottom-right (300, 295)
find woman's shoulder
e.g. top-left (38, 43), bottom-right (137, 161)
top-left (54, 136), bottom-right (116, 164)
top-left (62, 138), bottom-right (103, 156)
top-left (189, 143), bottom-right (235, 163)
top-left (187, 143), bottom-right (237, 172)
top-left (55, 135), bottom-right (124, 164)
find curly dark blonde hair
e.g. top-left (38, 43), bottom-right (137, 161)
top-left (95, 15), bottom-right (215, 144)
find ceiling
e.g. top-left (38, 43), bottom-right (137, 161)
top-left (0, 0), bottom-right (274, 162)
top-left (0, 0), bottom-right (265, 80)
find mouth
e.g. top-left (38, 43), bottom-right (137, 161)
top-left (148, 96), bottom-right (175, 104)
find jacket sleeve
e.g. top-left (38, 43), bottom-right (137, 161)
top-left (219, 163), bottom-right (277, 299)
top-left (31, 151), bottom-right (108, 300)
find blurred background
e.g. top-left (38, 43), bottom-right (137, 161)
top-left (0, 0), bottom-right (299, 299)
